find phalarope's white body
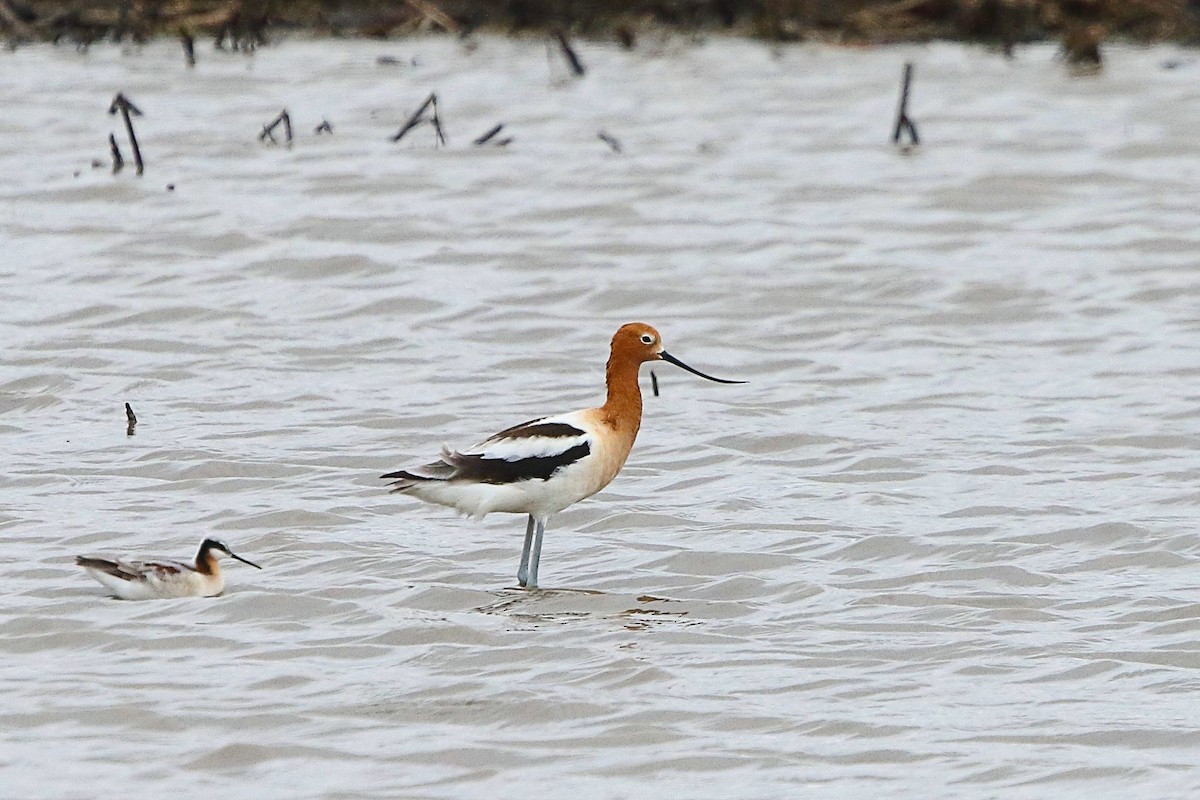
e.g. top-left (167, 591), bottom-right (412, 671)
top-left (75, 538), bottom-right (262, 600)
top-left (382, 322), bottom-right (743, 589)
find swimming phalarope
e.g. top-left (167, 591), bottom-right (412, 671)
top-left (75, 538), bottom-right (262, 599)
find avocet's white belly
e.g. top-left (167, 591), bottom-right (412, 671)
top-left (406, 439), bottom-right (627, 519)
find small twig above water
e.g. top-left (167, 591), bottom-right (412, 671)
top-left (108, 133), bottom-right (124, 173)
top-left (597, 130), bottom-right (622, 153)
top-left (314, 119), bottom-right (333, 135)
top-left (891, 62), bottom-right (919, 150)
top-left (473, 123), bottom-right (512, 147)
top-left (259, 109), bottom-right (293, 146)
top-left (108, 92), bottom-right (144, 175)
top-left (180, 30), bottom-right (195, 67)
top-left (552, 29), bottom-right (586, 77)
top-left (650, 371), bottom-right (659, 397)
top-left (377, 55), bottom-right (421, 67)
top-left (431, 104), bottom-right (446, 146)
top-left (391, 92), bottom-right (445, 147)
top-left (125, 402), bottom-right (137, 436)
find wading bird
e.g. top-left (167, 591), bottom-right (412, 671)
top-left (381, 322), bottom-right (743, 588)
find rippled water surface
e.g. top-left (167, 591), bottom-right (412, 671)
top-left (3, 35), bottom-right (1200, 798)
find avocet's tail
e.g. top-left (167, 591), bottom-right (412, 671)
top-left (381, 447), bottom-right (458, 492)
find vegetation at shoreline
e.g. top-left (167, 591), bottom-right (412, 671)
top-left (1, 1), bottom-right (1195, 50)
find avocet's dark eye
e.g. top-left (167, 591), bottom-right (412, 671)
top-left (640, 334), bottom-right (654, 345)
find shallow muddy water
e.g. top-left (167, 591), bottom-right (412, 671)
top-left (2, 35), bottom-right (1200, 799)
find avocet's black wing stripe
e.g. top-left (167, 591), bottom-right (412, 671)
top-left (469, 420), bottom-right (588, 458)
top-left (486, 420), bottom-right (587, 443)
top-left (382, 417), bottom-right (592, 487)
top-left (446, 440), bottom-right (591, 484)
top-left (452, 418), bottom-right (591, 484)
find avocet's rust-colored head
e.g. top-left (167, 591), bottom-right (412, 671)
top-left (611, 322), bottom-right (665, 364)
top-left (610, 323), bottom-right (745, 384)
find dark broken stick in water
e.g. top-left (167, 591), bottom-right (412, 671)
top-left (430, 101), bottom-right (446, 147)
top-left (259, 110), bottom-right (293, 146)
top-left (552, 29), bottom-right (586, 77)
top-left (108, 133), bottom-right (124, 173)
top-left (108, 93), bottom-right (144, 175)
top-left (391, 92), bottom-right (445, 147)
top-left (125, 402), bottom-right (137, 435)
top-left (473, 123), bottom-right (512, 147)
top-left (180, 31), bottom-right (195, 67)
top-left (314, 119), bottom-right (333, 134)
top-left (650, 370), bottom-right (660, 397)
top-left (597, 130), bottom-right (622, 153)
top-left (891, 62), bottom-right (919, 148)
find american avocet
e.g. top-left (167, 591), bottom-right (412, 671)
top-left (381, 322), bottom-right (743, 589)
top-left (75, 538), bottom-right (262, 600)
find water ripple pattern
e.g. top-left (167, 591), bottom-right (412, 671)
top-left (2, 37), bottom-right (1200, 799)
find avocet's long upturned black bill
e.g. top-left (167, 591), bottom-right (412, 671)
top-left (658, 351), bottom-right (746, 384)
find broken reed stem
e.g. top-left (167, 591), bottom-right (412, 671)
top-left (126, 118), bottom-right (144, 174)
top-left (108, 93), bottom-right (144, 175)
top-left (391, 92), bottom-right (436, 141)
top-left (391, 92), bottom-right (444, 147)
top-left (597, 130), bottom-right (622, 153)
top-left (125, 402), bottom-right (137, 435)
top-left (473, 123), bottom-right (503, 146)
top-left (180, 31), bottom-right (195, 67)
top-left (108, 133), bottom-right (124, 173)
top-left (891, 62), bottom-right (919, 147)
top-left (650, 371), bottom-right (659, 397)
top-left (430, 96), bottom-right (446, 147)
top-left (553, 29), bottom-right (586, 76)
top-left (259, 110), bottom-right (293, 146)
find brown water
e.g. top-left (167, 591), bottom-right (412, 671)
top-left (3, 35), bottom-right (1200, 798)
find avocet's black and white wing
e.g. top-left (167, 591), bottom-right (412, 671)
top-left (382, 413), bottom-right (593, 489)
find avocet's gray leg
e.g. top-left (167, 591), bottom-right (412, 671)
top-left (526, 517), bottom-right (547, 589)
top-left (517, 514), bottom-right (535, 587)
